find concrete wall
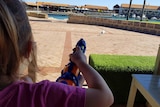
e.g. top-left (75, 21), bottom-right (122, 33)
top-left (27, 12), bottom-right (48, 19)
top-left (67, 15), bottom-right (160, 36)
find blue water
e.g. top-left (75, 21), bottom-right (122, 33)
top-left (48, 14), bottom-right (68, 20)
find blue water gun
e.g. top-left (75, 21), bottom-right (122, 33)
top-left (56, 38), bottom-right (86, 86)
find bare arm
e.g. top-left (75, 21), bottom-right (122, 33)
top-left (70, 47), bottom-right (114, 107)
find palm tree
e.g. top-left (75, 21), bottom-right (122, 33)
top-left (126, 0), bottom-right (132, 20)
top-left (140, 0), bottom-right (146, 21)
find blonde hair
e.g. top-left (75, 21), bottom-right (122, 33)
top-left (0, 0), bottom-right (36, 82)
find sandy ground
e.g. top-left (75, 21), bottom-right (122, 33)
top-left (29, 17), bottom-right (160, 82)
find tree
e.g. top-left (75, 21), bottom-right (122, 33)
top-left (113, 4), bottom-right (120, 13)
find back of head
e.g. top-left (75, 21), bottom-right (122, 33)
top-left (4, 0), bottom-right (33, 57)
top-left (0, 0), bottom-right (33, 82)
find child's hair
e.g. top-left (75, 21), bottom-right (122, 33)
top-left (0, 0), bottom-right (35, 82)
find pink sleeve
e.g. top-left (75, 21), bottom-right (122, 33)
top-left (0, 80), bottom-right (85, 107)
top-left (41, 80), bottom-right (86, 107)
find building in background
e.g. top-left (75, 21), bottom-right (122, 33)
top-left (24, 2), bottom-right (109, 13)
top-left (81, 4), bottom-right (108, 12)
top-left (24, 2), bottom-right (72, 12)
top-left (114, 4), bottom-right (160, 19)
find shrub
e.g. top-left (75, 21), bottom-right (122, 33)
top-left (89, 54), bottom-right (156, 104)
top-left (89, 54), bottom-right (155, 73)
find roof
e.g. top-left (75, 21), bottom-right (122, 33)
top-left (52, 3), bottom-right (70, 7)
top-left (37, 2), bottom-right (69, 7)
top-left (36, 2), bottom-right (54, 6)
top-left (25, 2), bottom-right (109, 10)
top-left (121, 4), bottom-right (160, 10)
top-left (25, 2), bottom-right (37, 6)
top-left (25, 2), bottom-right (70, 7)
top-left (82, 4), bottom-right (108, 10)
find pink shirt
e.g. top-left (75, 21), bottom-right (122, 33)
top-left (0, 80), bottom-right (85, 107)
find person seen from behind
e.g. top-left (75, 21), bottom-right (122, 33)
top-left (0, 0), bottom-right (114, 107)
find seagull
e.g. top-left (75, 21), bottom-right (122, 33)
top-left (101, 30), bottom-right (106, 34)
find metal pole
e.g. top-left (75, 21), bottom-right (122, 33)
top-left (37, 0), bottom-right (39, 13)
top-left (140, 0), bottom-right (146, 21)
top-left (127, 0), bottom-right (132, 20)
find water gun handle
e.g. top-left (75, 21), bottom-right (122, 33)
top-left (56, 38), bottom-right (86, 86)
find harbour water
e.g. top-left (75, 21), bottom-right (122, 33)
top-left (48, 14), bottom-right (68, 20)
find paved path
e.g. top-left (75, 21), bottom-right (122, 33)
top-left (29, 17), bottom-right (160, 82)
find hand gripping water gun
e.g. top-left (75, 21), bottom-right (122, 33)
top-left (56, 38), bottom-right (86, 86)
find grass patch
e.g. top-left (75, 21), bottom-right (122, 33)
top-left (128, 19), bottom-right (160, 24)
top-left (89, 54), bottom-right (156, 73)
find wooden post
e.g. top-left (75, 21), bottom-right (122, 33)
top-left (154, 45), bottom-right (160, 75)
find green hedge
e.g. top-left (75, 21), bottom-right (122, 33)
top-left (89, 54), bottom-right (155, 73)
top-left (89, 54), bottom-right (156, 104)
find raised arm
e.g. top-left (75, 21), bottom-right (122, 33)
top-left (70, 47), bottom-right (114, 107)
